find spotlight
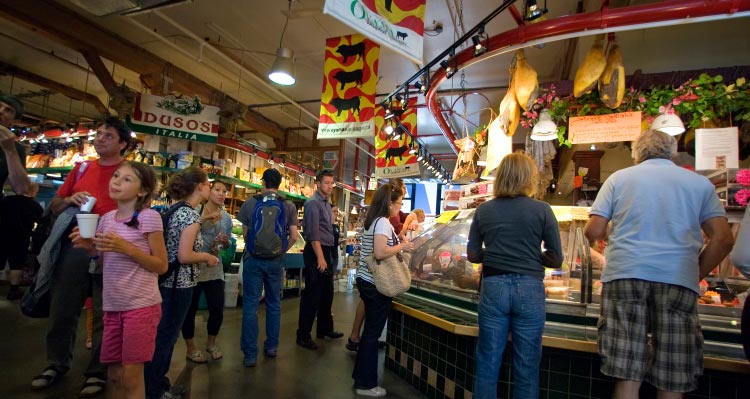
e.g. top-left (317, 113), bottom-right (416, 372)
top-left (524, 0), bottom-right (547, 22)
top-left (414, 81), bottom-right (427, 94)
top-left (384, 125), bottom-right (394, 135)
top-left (384, 108), bottom-right (394, 120)
top-left (472, 26), bottom-right (488, 57)
top-left (417, 151), bottom-right (424, 162)
top-left (392, 131), bottom-right (401, 140)
top-left (440, 60), bottom-right (456, 79)
top-left (590, 144), bottom-right (597, 150)
top-left (409, 146), bottom-right (418, 155)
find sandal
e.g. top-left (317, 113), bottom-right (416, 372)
top-left (31, 367), bottom-right (62, 390)
top-left (78, 376), bottom-right (106, 398)
top-left (206, 346), bottom-right (223, 360)
top-left (186, 351), bottom-right (208, 364)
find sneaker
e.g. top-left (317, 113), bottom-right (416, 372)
top-left (317, 331), bottom-right (344, 339)
top-left (264, 349), bottom-right (277, 358)
top-left (296, 337), bottom-right (318, 350)
top-left (356, 386), bottom-right (387, 397)
top-left (243, 358), bottom-right (257, 367)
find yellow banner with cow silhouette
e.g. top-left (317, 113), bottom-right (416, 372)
top-left (318, 34), bottom-right (379, 139)
top-left (374, 98), bottom-right (419, 178)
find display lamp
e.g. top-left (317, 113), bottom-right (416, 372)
top-left (530, 109), bottom-right (558, 141)
top-left (651, 113), bottom-right (685, 136)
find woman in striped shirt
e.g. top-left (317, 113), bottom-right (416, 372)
top-left (352, 183), bottom-right (414, 397)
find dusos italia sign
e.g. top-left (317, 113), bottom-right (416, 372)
top-left (128, 93), bottom-right (220, 143)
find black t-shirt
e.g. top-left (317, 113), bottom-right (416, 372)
top-left (0, 142), bottom-right (27, 198)
top-left (0, 195), bottom-right (43, 239)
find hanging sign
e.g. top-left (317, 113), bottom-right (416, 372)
top-left (568, 111), bottom-right (642, 144)
top-left (318, 34), bottom-right (380, 139)
top-left (374, 98), bottom-right (419, 178)
top-left (323, 0), bottom-right (425, 65)
top-left (128, 94), bottom-right (219, 143)
top-left (323, 151), bottom-right (339, 170)
top-left (695, 127), bottom-right (740, 170)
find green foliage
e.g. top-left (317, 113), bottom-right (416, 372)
top-left (519, 73), bottom-right (750, 147)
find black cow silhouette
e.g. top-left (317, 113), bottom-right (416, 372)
top-left (384, 145), bottom-right (408, 161)
top-left (336, 42), bottom-right (366, 63)
top-left (385, 0), bottom-right (393, 12)
top-left (330, 96), bottom-right (361, 117)
top-left (333, 69), bottom-right (363, 90)
top-left (396, 31), bottom-right (408, 40)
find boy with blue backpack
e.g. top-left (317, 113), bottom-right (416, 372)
top-left (237, 168), bottom-right (298, 367)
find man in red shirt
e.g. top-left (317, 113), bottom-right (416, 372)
top-left (31, 117), bottom-right (131, 398)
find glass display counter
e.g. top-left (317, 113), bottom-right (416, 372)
top-left (395, 206), bottom-right (749, 363)
top-left (386, 206), bottom-right (749, 399)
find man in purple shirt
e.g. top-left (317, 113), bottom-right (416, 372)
top-left (296, 169), bottom-right (343, 349)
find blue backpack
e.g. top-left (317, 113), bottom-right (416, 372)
top-left (247, 194), bottom-right (288, 259)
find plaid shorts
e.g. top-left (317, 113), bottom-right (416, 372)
top-left (598, 279), bottom-right (703, 392)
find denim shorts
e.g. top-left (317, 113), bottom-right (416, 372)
top-left (101, 303), bottom-right (162, 364)
top-left (598, 279), bottom-right (703, 392)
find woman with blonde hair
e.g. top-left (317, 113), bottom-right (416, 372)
top-left (467, 152), bottom-right (562, 399)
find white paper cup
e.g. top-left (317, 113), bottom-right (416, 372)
top-left (76, 214), bottom-right (99, 238)
top-left (80, 196), bottom-right (97, 213)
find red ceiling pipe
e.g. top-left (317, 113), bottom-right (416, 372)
top-left (426, 0), bottom-right (750, 154)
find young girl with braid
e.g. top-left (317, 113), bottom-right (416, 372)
top-left (72, 161), bottom-right (168, 398)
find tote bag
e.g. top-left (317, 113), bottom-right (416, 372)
top-left (364, 219), bottom-right (412, 297)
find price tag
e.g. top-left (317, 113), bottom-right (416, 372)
top-left (435, 210), bottom-right (459, 224)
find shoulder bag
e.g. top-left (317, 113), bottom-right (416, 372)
top-left (364, 218), bottom-right (412, 297)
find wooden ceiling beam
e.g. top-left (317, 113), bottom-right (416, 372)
top-left (0, 61), bottom-right (109, 115)
top-left (79, 47), bottom-right (119, 95)
top-left (0, 0), bottom-right (287, 140)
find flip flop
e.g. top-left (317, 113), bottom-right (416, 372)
top-left (206, 346), bottom-right (223, 360)
top-left (186, 351), bottom-right (208, 364)
top-left (78, 377), bottom-right (106, 398)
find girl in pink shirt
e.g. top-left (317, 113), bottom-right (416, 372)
top-left (72, 161), bottom-right (168, 399)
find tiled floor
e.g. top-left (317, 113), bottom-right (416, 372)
top-left (0, 285), bottom-right (423, 399)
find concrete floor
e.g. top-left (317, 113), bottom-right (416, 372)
top-left (0, 286), bottom-right (423, 399)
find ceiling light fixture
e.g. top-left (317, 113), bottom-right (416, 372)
top-left (440, 60), bottom-right (457, 79)
top-left (268, 0), bottom-right (296, 85)
top-left (523, 0), bottom-right (548, 22)
top-left (472, 25), bottom-right (488, 57)
top-left (651, 113), bottom-right (685, 136)
top-left (530, 109), bottom-right (558, 141)
top-left (269, 48), bottom-right (296, 85)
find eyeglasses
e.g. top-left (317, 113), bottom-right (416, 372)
top-left (391, 201), bottom-right (403, 206)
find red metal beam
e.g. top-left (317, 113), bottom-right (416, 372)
top-left (426, 0), bottom-right (750, 154)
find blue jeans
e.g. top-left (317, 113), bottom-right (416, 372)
top-left (145, 286), bottom-right (194, 399)
top-left (241, 256), bottom-right (283, 361)
top-left (474, 274), bottom-right (546, 399)
top-left (352, 278), bottom-right (392, 390)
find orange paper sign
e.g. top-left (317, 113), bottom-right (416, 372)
top-left (569, 111), bottom-right (642, 144)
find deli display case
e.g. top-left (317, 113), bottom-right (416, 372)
top-left (385, 206), bottom-right (750, 399)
